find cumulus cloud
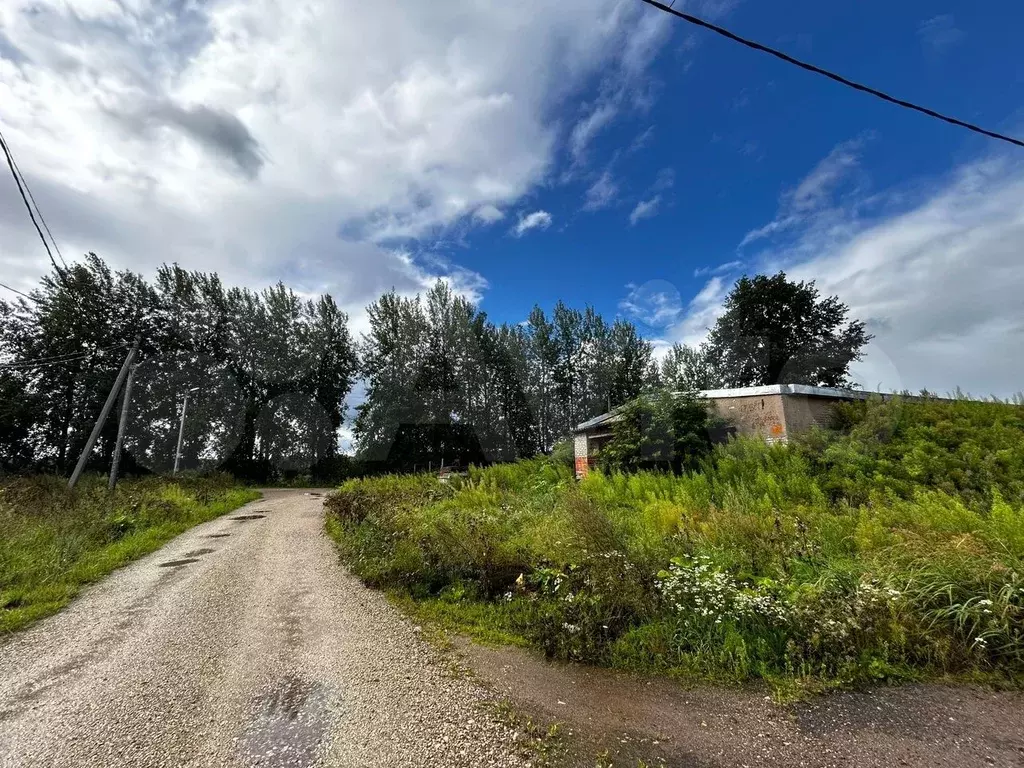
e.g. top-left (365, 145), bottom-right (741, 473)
top-left (669, 147), bottom-right (1024, 396)
top-left (629, 196), bottom-right (661, 225)
top-left (472, 204), bottom-right (505, 224)
top-left (0, 0), bottom-right (682, 313)
top-left (512, 210), bottom-right (553, 237)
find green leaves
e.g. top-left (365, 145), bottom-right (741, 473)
top-left (705, 271), bottom-right (872, 387)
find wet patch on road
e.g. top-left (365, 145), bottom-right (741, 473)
top-left (206, 533), bottom-right (231, 538)
top-left (184, 548), bottom-right (216, 557)
top-left (159, 558), bottom-right (200, 568)
top-left (231, 514), bottom-right (266, 522)
top-left (242, 675), bottom-right (334, 767)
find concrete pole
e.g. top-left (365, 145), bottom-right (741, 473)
top-left (172, 392), bottom-right (191, 476)
top-left (107, 363), bottom-right (138, 491)
top-left (68, 337), bottom-right (140, 490)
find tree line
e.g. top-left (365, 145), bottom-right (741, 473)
top-left (1, 257), bottom-right (869, 480)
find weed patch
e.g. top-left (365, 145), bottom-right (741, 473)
top-left (325, 398), bottom-right (1024, 688)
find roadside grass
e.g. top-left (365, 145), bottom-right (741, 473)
top-left (0, 473), bottom-right (259, 634)
top-left (325, 397), bottom-right (1024, 690)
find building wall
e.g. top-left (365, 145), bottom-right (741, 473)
top-left (574, 392), bottom-right (846, 475)
top-left (707, 393), bottom-right (789, 442)
top-left (574, 434), bottom-right (591, 478)
top-left (781, 395), bottom-right (839, 434)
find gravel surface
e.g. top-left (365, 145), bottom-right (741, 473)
top-left (0, 490), bottom-right (527, 768)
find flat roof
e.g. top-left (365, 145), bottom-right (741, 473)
top-left (573, 385), bottom-right (940, 433)
top-left (697, 384), bottom-right (886, 400)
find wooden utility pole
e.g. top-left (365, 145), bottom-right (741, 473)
top-left (107, 361), bottom-right (138, 491)
top-left (68, 336), bottom-right (140, 490)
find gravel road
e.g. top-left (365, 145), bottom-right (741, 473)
top-left (0, 490), bottom-right (527, 768)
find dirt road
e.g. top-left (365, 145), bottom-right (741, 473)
top-left (0, 490), bottom-right (525, 768)
top-left (461, 640), bottom-right (1024, 768)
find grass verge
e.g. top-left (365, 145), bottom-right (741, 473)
top-left (0, 473), bottom-right (259, 634)
top-left (325, 398), bottom-right (1024, 691)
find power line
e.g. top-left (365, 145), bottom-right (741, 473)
top-left (0, 343), bottom-right (130, 370)
top-left (0, 281), bottom-right (37, 303)
top-left (0, 128), bottom-right (64, 272)
top-left (4, 135), bottom-right (67, 269)
top-left (637, 0), bottom-right (1024, 150)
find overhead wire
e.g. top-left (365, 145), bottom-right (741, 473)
top-left (4, 134), bottom-right (67, 269)
top-left (0, 128), bottom-right (65, 273)
top-left (637, 0), bottom-right (1024, 149)
top-left (0, 343), bottom-right (130, 370)
top-left (0, 281), bottom-right (37, 303)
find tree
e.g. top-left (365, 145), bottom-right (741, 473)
top-left (0, 255), bottom-right (357, 482)
top-left (598, 389), bottom-right (713, 474)
top-left (659, 342), bottom-right (721, 392)
top-left (706, 272), bottom-right (871, 388)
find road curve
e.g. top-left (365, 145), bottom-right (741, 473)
top-left (0, 490), bottom-right (526, 768)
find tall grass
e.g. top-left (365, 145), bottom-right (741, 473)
top-left (325, 398), bottom-right (1024, 687)
top-left (0, 474), bottom-right (259, 633)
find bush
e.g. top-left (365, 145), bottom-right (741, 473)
top-left (325, 397), bottom-right (1024, 687)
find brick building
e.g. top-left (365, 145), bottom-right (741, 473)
top-left (572, 384), bottom-right (894, 479)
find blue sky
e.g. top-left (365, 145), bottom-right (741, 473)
top-left (2, 0), bottom-right (1023, 397)
top-left (454, 1), bottom-right (1021, 322)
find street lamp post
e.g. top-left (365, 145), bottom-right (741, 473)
top-left (173, 387), bottom-right (200, 476)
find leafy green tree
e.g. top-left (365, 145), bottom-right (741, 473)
top-left (706, 272), bottom-right (871, 387)
top-left (599, 389), bottom-right (713, 473)
top-left (525, 306), bottom-right (558, 452)
top-left (660, 342), bottom-right (721, 392)
top-left (0, 256), bottom-right (356, 482)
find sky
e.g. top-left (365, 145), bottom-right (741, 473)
top-left (2, 0), bottom-right (1023, 398)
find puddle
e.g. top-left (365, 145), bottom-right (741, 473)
top-left (184, 548), bottom-right (215, 557)
top-left (231, 514), bottom-right (266, 521)
top-left (242, 675), bottom-right (333, 768)
top-left (159, 558), bottom-right (200, 568)
top-left (205, 533), bottom-right (231, 539)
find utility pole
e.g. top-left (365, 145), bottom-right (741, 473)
top-left (173, 387), bottom-right (199, 476)
top-left (68, 336), bottom-right (140, 490)
top-left (107, 361), bottom-right (138, 491)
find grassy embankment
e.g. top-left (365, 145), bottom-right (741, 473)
top-left (326, 397), bottom-right (1024, 690)
top-left (0, 474), bottom-right (259, 633)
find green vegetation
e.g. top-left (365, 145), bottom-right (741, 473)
top-left (326, 396), bottom-right (1024, 688)
top-left (0, 474), bottom-right (259, 633)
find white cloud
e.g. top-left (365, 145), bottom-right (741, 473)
top-left (472, 204), bottom-right (505, 224)
top-left (0, 0), bottom-right (681, 316)
top-left (629, 196), bottom-right (661, 225)
top-left (694, 260), bottom-right (743, 277)
top-left (628, 126), bottom-right (655, 154)
top-left (651, 167), bottom-right (676, 193)
top-left (582, 170), bottom-right (618, 211)
top-left (918, 15), bottom-right (965, 53)
top-left (512, 210), bottom-right (553, 237)
top-left (671, 148), bottom-right (1024, 397)
top-left (619, 280), bottom-right (683, 328)
top-left (567, 5), bottom-right (674, 164)
top-left (570, 102), bottom-right (619, 163)
top-left (740, 137), bottom-right (865, 246)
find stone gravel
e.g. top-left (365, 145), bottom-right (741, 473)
top-left (0, 490), bottom-right (528, 768)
